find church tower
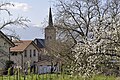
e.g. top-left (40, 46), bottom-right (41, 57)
top-left (45, 7), bottom-right (56, 52)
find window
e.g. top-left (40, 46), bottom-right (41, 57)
top-left (4, 43), bottom-right (6, 46)
top-left (4, 42), bottom-right (7, 48)
top-left (14, 53), bottom-right (17, 56)
top-left (24, 50), bottom-right (27, 57)
top-left (33, 50), bottom-right (36, 56)
top-left (11, 52), bottom-right (17, 56)
top-left (47, 36), bottom-right (49, 39)
top-left (30, 49), bottom-right (32, 57)
top-left (11, 53), bottom-right (14, 56)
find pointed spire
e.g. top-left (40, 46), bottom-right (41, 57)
top-left (48, 7), bottom-right (53, 26)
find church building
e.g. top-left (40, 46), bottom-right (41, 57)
top-left (45, 7), bottom-right (56, 53)
top-left (34, 7), bottom-right (56, 55)
top-left (34, 7), bottom-right (61, 74)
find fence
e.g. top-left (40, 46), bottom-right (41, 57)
top-left (0, 68), bottom-right (81, 80)
top-left (0, 67), bottom-right (118, 80)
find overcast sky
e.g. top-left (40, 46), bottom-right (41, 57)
top-left (1, 0), bottom-right (55, 40)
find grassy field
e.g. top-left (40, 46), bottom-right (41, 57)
top-left (0, 74), bottom-right (119, 80)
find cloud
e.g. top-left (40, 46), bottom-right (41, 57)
top-left (32, 24), bottom-right (40, 27)
top-left (29, 23), bottom-right (45, 29)
top-left (1, 2), bottom-right (31, 12)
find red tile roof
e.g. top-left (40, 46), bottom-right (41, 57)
top-left (10, 40), bottom-right (40, 52)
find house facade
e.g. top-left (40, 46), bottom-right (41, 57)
top-left (10, 40), bottom-right (40, 70)
top-left (0, 31), bottom-right (15, 68)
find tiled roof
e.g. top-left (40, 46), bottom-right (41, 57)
top-left (34, 38), bottom-right (45, 48)
top-left (10, 40), bottom-right (33, 52)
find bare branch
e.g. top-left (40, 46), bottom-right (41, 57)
top-left (0, 17), bottom-right (30, 30)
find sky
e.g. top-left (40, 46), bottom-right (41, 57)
top-left (1, 0), bottom-right (55, 40)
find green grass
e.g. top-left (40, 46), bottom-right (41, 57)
top-left (0, 74), bottom-right (118, 80)
top-left (90, 75), bottom-right (116, 80)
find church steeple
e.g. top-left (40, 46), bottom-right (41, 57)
top-left (45, 7), bottom-right (56, 53)
top-left (48, 7), bottom-right (53, 26)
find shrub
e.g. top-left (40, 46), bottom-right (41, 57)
top-left (3, 60), bottom-right (14, 75)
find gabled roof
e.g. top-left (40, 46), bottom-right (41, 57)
top-left (0, 31), bottom-right (15, 47)
top-left (34, 38), bottom-right (45, 48)
top-left (10, 40), bottom-right (40, 52)
top-left (38, 54), bottom-right (62, 63)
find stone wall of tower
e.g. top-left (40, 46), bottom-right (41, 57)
top-left (45, 26), bottom-right (56, 51)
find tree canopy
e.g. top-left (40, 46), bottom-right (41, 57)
top-left (54, 0), bottom-right (120, 77)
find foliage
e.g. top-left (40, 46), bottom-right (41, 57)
top-left (3, 60), bottom-right (14, 75)
top-left (54, 0), bottom-right (120, 77)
